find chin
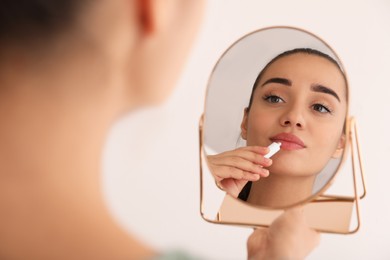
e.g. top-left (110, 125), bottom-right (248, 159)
top-left (269, 158), bottom-right (318, 177)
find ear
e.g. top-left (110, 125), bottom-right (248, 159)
top-left (332, 134), bottom-right (346, 158)
top-left (137, 0), bottom-right (154, 34)
top-left (129, 0), bottom-right (203, 105)
top-left (240, 108), bottom-right (249, 140)
top-left (136, 0), bottom-right (180, 36)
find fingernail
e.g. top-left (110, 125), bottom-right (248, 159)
top-left (264, 158), bottom-right (272, 165)
top-left (258, 147), bottom-right (269, 154)
top-left (263, 169), bottom-right (269, 176)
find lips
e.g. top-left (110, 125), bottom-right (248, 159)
top-left (270, 132), bottom-right (306, 150)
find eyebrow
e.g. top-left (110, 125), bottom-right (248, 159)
top-left (261, 77), bottom-right (341, 102)
top-left (261, 77), bottom-right (292, 87)
top-left (311, 84), bottom-right (340, 102)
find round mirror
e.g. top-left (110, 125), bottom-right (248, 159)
top-left (202, 26), bottom-right (349, 210)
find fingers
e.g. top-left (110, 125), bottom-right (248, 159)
top-left (216, 156), bottom-right (270, 177)
top-left (311, 229), bottom-right (321, 248)
top-left (227, 167), bottom-right (262, 181)
top-left (267, 207), bottom-right (321, 259)
top-left (207, 145), bottom-right (272, 182)
top-left (229, 146), bottom-right (272, 167)
top-left (247, 228), bottom-right (268, 260)
top-left (219, 178), bottom-right (250, 197)
top-left (212, 146), bottom-right (272, 168)
top-left (304, 228), bottom-right (321, 256)
top-left (214, 165), bottom-right (262, 181)
top-left (243, 146), bottom-right (270, 156)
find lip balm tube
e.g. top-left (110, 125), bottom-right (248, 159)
top-left (264, 142), bottom-right (281, 159)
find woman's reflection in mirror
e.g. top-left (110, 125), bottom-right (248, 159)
top-left (207, 48), bottom-right (347, 208)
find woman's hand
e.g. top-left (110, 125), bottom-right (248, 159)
top-left (206, 146), bottom-right (272, 197)
top-left (247, 207), bottom-right (321, 260)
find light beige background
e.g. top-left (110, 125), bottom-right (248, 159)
top-left (102, 0), bottom-right (390, 259)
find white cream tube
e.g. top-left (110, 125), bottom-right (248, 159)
top-left (264, 142), bottom-right (281, 159)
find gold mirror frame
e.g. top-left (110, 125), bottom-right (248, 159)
top-left (198, 26), bottom-right (366, 234)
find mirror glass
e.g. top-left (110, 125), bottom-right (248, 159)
top-left (202, 26), bottom-right (349, 212)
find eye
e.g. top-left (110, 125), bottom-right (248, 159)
top-left (263, 95), bottom-right (285, 104)
top-left (312, 103), bottom-right (332, 114)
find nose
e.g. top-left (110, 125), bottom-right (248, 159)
top-left (279, 106), bottom-right (305, 129)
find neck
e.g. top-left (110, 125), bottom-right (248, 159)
top-left (0, 45), bottom-right (115, 198)
top-left (247, 173), bottom-right (316, 208)
top-left (0, 48), bottom-right (153, 258)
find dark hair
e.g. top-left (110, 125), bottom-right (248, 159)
top-left (0, 0), bottom-right (87, 44)
top-left (246, 48), bottom-right (347, 112)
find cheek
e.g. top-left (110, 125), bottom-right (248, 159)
top-left (246, 111), bottom-right (277, 145)
top-left (309, 119), bottom-right (344, 159)
top-left (312, 121), bottom-right (343, 149)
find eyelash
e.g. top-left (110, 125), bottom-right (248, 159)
top-left (262, 94), bottom-right (333, 114)
top-left (312, 103), bottom-right (333, 114)
top-left (262, 94), bottom-right (285, 103)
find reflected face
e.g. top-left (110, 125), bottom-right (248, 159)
top-left (241, 53), bottom-right (347, 176)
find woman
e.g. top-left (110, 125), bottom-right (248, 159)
top-left (0, 1), bottom-right (319, 259)
top-left (208, 48), bottom-right (347, 208)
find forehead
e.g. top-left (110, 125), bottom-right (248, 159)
top-left (258, 53), bottom-right (347, 101)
